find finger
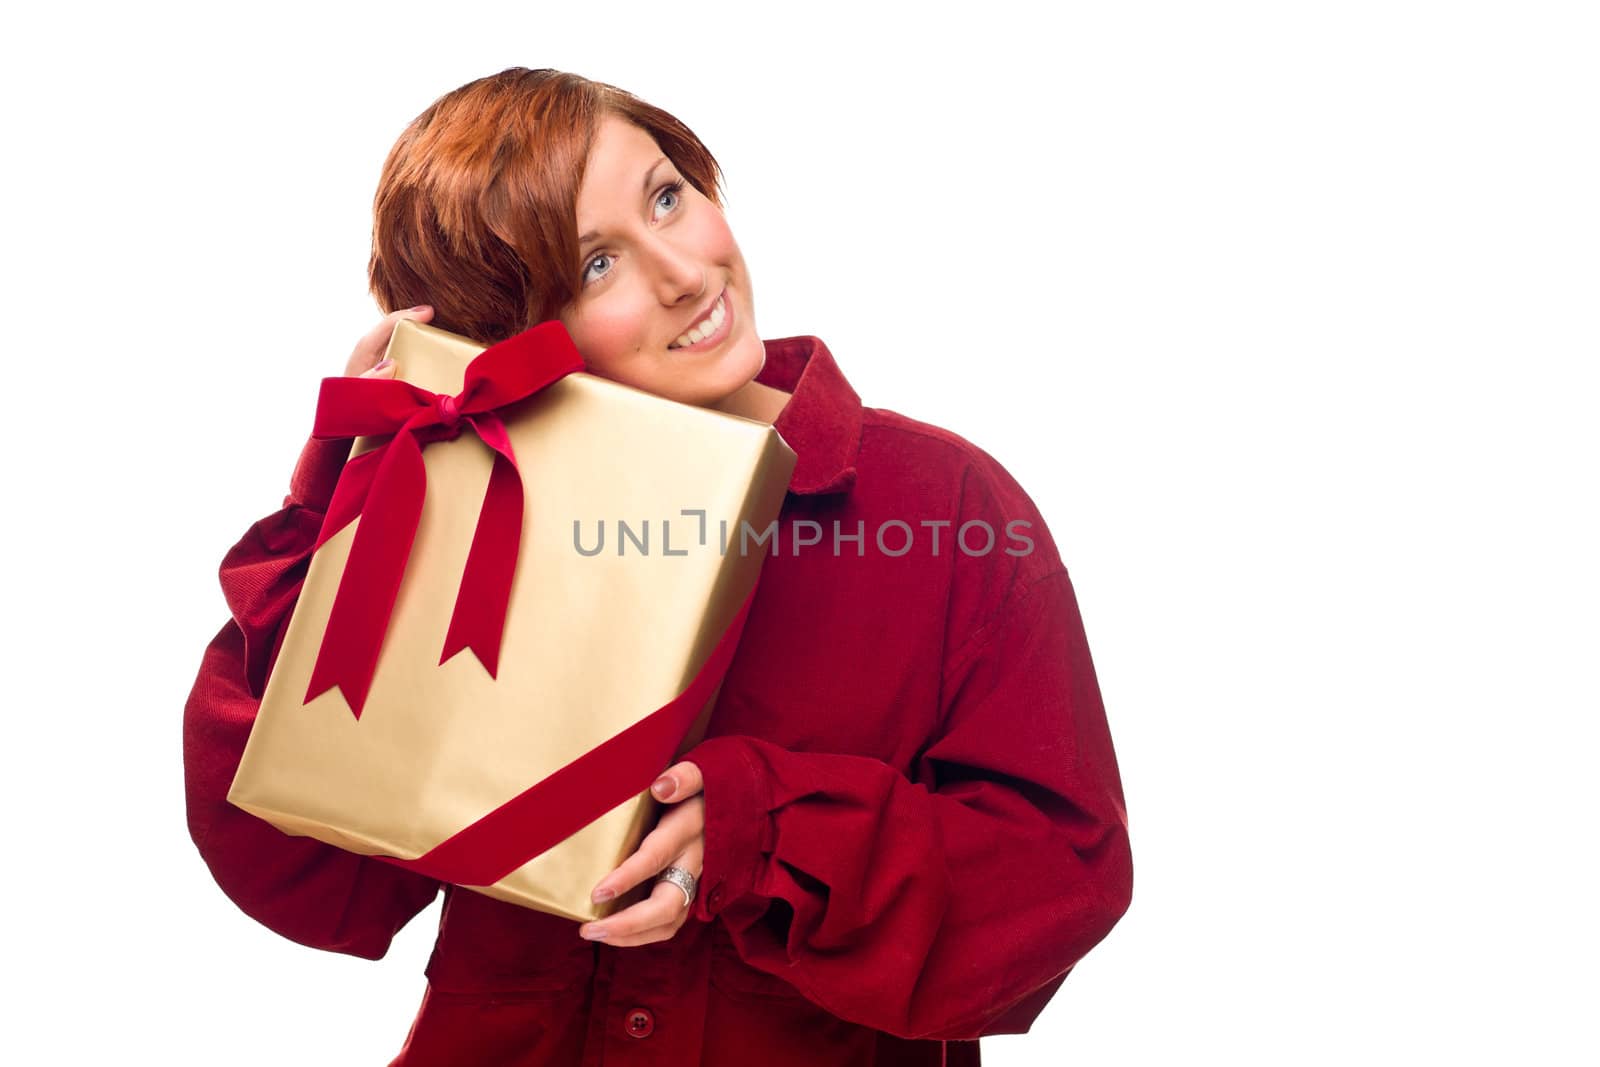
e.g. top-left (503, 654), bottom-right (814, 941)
top-left (581, 879), bottom-right (694, 947)
top-left (650, 759), bottom-right (704, 802)
top-left (590, 798), bottom-right (703, 904)
top-left (344, 305), bottom-right (433, 376)
top-left (359, 358), bottom-right (396, 379)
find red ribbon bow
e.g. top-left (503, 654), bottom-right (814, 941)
top-left (305, 321), bottom-right (585, 718)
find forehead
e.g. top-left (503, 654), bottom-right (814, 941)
top-left (576, 117), bottom-right (668, 214)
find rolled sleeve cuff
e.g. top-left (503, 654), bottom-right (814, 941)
top-left (285, 435), bottom-right (350, 512)
top-left (683, 734), bottom-right (774, 924)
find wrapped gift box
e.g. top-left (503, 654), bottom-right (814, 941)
top-left (229, 319), bottom-right (795, 923)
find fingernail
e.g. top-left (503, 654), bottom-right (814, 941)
top-left (374, 358), bottom-right (394, 370)
top-left (651, 775), bottom-right (675, 798)
top-left (580, 925), bottom-right (607, 940)
top-left (592, 887), bottom-right (615, 904)
top-left (410, 304), bottom-right (431, 312)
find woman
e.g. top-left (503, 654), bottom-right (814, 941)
top-left (184, 68), bottom-right (1133, 1067)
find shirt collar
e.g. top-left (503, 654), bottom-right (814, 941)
top-left (756, 335), bottom-right (862, 496)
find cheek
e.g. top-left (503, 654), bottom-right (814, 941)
top-left (566, 298), bottom-right (652, 371)
top-left (695, 210), bottom-right (739, 264)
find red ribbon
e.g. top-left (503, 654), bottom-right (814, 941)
top-left (306, 321), bottom-right (585, 718)
top-left (377, 580), bottom-right (761, 888)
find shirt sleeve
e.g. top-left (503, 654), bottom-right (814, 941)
top-left (183, 435), bottom-right (442, 959)
top-left (683, 567), bottom-right (1133, 1042)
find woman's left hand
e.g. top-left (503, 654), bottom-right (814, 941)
top-left (580, 760), bottom-right (705, 946)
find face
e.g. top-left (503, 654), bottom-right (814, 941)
top-left (558, 115), bottom-right (763, 408)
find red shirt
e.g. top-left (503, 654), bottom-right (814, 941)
top-left (184, 335), bottom-right (1134, 1066)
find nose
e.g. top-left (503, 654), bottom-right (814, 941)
top-left (644, 233), bottom-right (705, 307)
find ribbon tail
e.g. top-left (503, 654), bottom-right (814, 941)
top-left (305, 433), bottom-right (428, 718)
top-left (440, 449), bottom-right (523, 675)
top-left (385, 581), bottom-right (761, 887)
top-left (314, 448), bottom-right (381, 549)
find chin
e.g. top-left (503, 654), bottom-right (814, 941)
top-left (659, 335), bottom-right (755, 407)
top-left (712, 337), bottom-right (766, 399)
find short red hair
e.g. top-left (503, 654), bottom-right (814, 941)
top-left (368, 68), bottom-right (725, 343)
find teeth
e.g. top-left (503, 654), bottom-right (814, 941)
top-left (669, 293), bottom-right (726, 349)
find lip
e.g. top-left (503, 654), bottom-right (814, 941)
top-left (667, 289), bottom-right (732, 353)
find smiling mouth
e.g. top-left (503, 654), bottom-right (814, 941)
top-left (667, 291), bottom-right (729, 350)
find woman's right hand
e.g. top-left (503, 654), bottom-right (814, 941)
top-left (344, 305), bottom-right (434, 379)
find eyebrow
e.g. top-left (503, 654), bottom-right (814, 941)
top-left (577, 156), bottom-right (670, 249)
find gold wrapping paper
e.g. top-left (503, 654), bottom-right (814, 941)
top-left (228, 319), bottom-right (796, 923)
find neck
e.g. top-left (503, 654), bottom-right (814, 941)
top-left (712, 379), bottom-right (791, 424)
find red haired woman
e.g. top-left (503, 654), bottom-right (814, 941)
top-left (184, 68), bottom-right (1133, 1067)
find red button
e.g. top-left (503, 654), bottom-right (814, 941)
top-left (625, 1007), bottom-right (655, 1039)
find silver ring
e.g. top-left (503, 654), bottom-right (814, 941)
top-left (658, 865), bottom-right (697, 909)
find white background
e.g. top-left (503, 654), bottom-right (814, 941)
top-left (4, 1), bottom-right (1595, 1063)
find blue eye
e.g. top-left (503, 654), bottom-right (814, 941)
top-left (581, 252), bottom-right (614, 286)
top-left (655, 180), bottom-right (684, 217)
